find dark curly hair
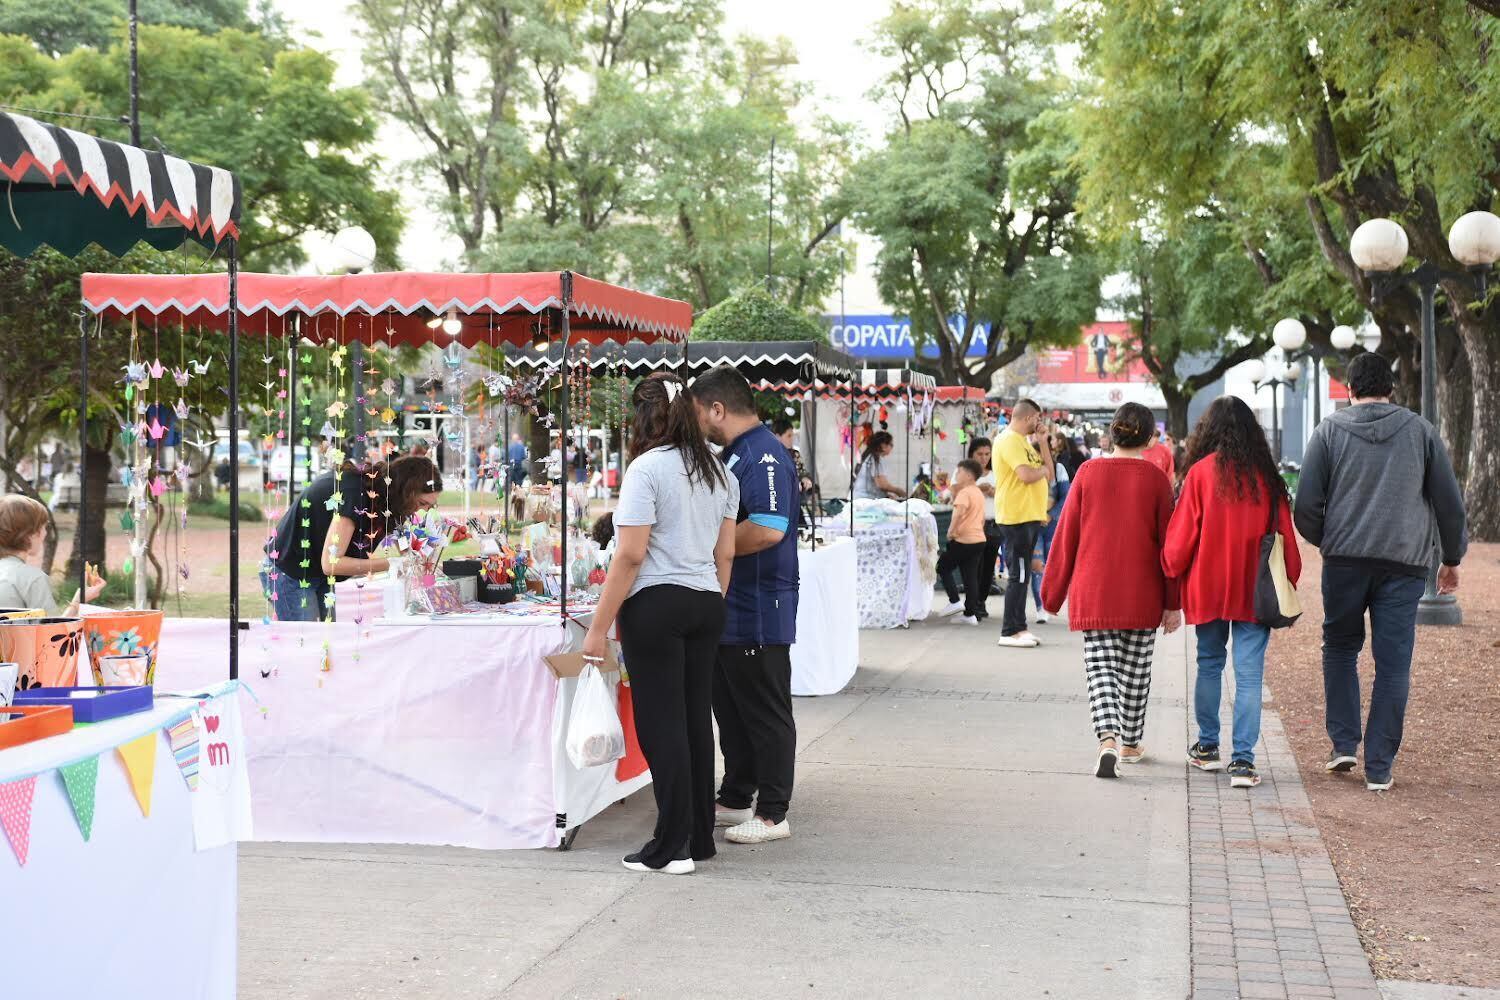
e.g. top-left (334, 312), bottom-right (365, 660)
top-left (628, 372), bottom-right (728, 491)
top-left (1182, 396), bottom-right (1285, 503)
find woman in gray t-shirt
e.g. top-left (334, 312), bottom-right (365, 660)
top-left (583, 373), bottom-right (738, 875)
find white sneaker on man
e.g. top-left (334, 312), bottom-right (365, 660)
top-left (725, 818), bottom-right (791, 844)
top-left (714, 806), bottom-right (753, 827)
top-left (935, 601), bottom-right (964, 618)
top-left (952, 614), bottom-right (980, 626)
top-left (996, 632), bottom-right (1040, 648)
top-left (1035, 612), bottom-right (1050, 625)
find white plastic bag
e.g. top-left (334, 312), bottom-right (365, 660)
top-left (565, 663), bottom-right (626, 769)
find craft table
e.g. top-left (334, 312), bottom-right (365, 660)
top-left (0, 686), bottom-right (249, 1000)
top-left (151, 616), bottom-right (647, 850)
top-left (790, 536), bottom-right (859, 695)
top-left (820, 514), bottom-right (939, 628)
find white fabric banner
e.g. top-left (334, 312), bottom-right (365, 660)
top-left (191, 693), bottom-right (253, 851)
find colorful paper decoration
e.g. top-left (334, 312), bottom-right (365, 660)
top-left (0, 775), bottom-right (37, 865)
top-left (165, 716), bottom-right (200, 791)
top-left (58, 756), bottom-right (99, 841)
top-left (115, 732), bottom-right (157, 818)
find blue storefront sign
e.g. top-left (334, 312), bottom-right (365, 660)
top-left (824, 315), bottom-right (990, 360)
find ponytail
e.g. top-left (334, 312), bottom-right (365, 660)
top-left (628, 372), bottom-right (728, 492)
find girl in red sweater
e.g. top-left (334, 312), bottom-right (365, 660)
top-left (1042, 403), bottom-right (1181, 778)
top-left (1164, 396), bottom-right (1301, 789)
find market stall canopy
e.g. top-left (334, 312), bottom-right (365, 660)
top-left (505, 339), bottom-right (857, 381)
top-left (933, 386), bottom-right (987, 402)
top-left (79, 270), bottom-right (691, 347)
top-left (0, 111), bottom-right (240, 258)
top-left (755, 366), bottom-right (937, 399)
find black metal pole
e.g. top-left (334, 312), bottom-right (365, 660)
top-left (1416, 274), bottom-right (1460, 625)
top-left (287, 338), bottom-right (297, 491)
top-left (1271, 382), bottom-right (1281, 462)
top-left (227, 238), bottom-right (241, 680)
top-left (849, 378), bottom-right (857, 537)
top-left (78, 315), bottom-right (89, 598)
top-left (128, 0), bottom-right (140, 146)
top-left (503, 402), bottom-right (510, 540)
top-left (559, 272), bottom-right (573, 619)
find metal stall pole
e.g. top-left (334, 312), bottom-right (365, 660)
top-left (77, 313), bottom-right (89, 597)
top-left (503, 402), bottom-right (511, 540)
top-left (287, 337), bottom-right (297, 493)
top-left (351, 339), bottom-right (366, 450)
top-left (849, 378), bottom-right (857, 538)
top-left (558, 272), bottom-right (573, 619)
top-left (227, 239), bottom-right (242, 680)
top-left (903, 366), bottom-right (912, 530)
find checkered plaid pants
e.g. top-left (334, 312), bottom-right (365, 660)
top-left (1083, 629), bottom-right (1157, 745)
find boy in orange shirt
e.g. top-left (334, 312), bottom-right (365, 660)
top-left (934, 458), bottom-right (988, 625)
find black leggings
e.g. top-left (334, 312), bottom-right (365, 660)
top-left (618, 584), bottom-right (726, 868)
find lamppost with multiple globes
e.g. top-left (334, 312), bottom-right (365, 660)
top-left (1243, 354), bottom-right (1302, 462)
top-left (1345, 210), bottom-right (1500, 626)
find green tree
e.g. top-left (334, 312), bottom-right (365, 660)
top-left (848, 0), bottom-right (1100, 388)
top-left (1072, 0), bottom-right (1500, 539)
top-left (691, 287), bottom-right (823, 343)
top-left (0, 0), bottom-right (271, 56)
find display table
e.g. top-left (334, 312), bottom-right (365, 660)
top-left (790, 536), bottom-right (858, 695)
top-left (150, 616), bottom-right (648, 850)
top-left (821, 514), bottom-right (938, 628)
top-left (0, 685), bottom-right (249, 1000)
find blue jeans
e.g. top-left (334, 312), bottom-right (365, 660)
top-left (1321, 563), bottom-right (1425, 781)
top-left (1194, 620), bottom-right (1271, 764)
top-left (1029, 517), bottom-right (1057, 608)
top-left (259, 560), bottom-right (330, 622)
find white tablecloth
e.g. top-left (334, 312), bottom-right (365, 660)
top-left (790, 537), bottom-right (858, 695)
top-left (0, 696), bottom-right (242, 1000)
top-left (822, 516), bottom-right (937, 628)
top-left (152, 617), bottom-right (649, 850)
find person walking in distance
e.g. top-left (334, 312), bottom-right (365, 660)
top-left (1090, 330), bottom-right (1112, 379)
top-left (1292, 353), bottom-right (1466, 792)
top-left (1164, 396), bottom-right (1301, 789)
top-left (690, 367), bottom-right (800, 846)
top-left (1141, 427), bottom-right (1176, 484)
top-left (582, 374), bottom-right (739, 874)
top-left (933, 459), bottom-right (988, 624)
top-left (1041, 403), bottom-right (1181, 777)
top-left (994, 399), bottom-right (1053, 648)
top-left (969, 437), bottom-right (1004, 598)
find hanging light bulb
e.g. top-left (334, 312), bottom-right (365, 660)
top-left (531, 322), bottom-right (548, 352)
top-left (425, 314), bottom-right (443, 330)
top-left (441, 310), bottom-right (462, 337)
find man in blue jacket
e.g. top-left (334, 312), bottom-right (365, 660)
top-left (1294, 352), bottom-right (1467, 792)
top-left (691, 367), bottom-right (799, 845)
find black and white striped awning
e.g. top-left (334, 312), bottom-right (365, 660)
top-left (502, 339), bottom-right (859, 382)
top-left (857, 367), bottom-right (937, 391)
top-left (0, 110), bottom-right (241, 258)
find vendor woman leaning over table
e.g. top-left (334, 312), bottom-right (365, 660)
top-left (261, 455), bottom-right (442, 622)
top-left (852, 431), bottom-right (905, 500)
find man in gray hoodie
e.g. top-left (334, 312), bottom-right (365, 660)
top-left (1294, 352), bottom-right (1467, 792)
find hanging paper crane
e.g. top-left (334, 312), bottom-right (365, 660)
top-left (172, 367), bottom-right (191, 387)
top-left (190, 358), bottom-right (212, 375)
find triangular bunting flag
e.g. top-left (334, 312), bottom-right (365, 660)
top-left (0, 775), bottom-right (37, 866)
top-left (165, 716), bottom-right (200, 791)
top-left (58, 756), bottom-right (100, 841)
top-left (115, 732), bottom-right (157, 818)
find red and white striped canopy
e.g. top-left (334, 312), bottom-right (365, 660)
top-left (80, 270), bottom-right (692, 347)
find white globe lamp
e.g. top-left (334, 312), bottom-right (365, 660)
top-left (1329, 324), bottom-right (1358, 351)
top-left (1281, 362), bottom-right (1301, 381)
top-left (1447, 210), bottom-right (1500, 268)
top-left (1349, 218), bottom-right (1409, 273)
top-left (328, 226), bottom-right (377, 274)
top-left (1242, 358), bottom-right (1268, 384)
top-left (1272, 318), bottom-right (1307, 353)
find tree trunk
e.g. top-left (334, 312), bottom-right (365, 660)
top-left (1437, 326), bottom-right (1472, 488)
top-left (1162, 385), bottom-right (1192, 440)
top-left (65, 444), bottom-right (111, 581)
top-left (1456, 312), bottom-right (1500, 541)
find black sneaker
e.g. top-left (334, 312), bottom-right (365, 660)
top-left (1187, 742), bottom-right (1223, 772)
top-left (1228, 760), bottom-right (1261, 788)
top-left (1325, 750), bottom-right (1357, 773)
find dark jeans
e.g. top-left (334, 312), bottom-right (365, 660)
top-left (1321, 562), bottom-right (1426, 780)
top-left (936, 540), bottom-right (986, 617)
top-left (259, 559), bottom-right (331, 621)
top-left (1029, 517), bottom-right (1057, 608)
top-left (978, 522), bottom-right (1002, 596)
top-left (714, 644), bottom-right (796, 824)
top-left (999, 522), bottom-right (1043, 636)
top-left (619, 584), bottom-right (726, 867)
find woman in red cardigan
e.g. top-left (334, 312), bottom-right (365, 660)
top-left (1041, 403), bottom-right (1181, 778)
top-left (1164, 396), bottom-right (1301, 789)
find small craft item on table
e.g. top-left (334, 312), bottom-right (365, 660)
top-left (13, 685), bottom-right (153, 723)
top-left (0, 703), bottom-right (73, 748)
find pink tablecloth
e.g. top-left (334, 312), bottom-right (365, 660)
top-left (150, 617), bottom-right (648, 849)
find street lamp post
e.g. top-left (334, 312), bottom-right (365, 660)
top-left (1245, 355), bottom-right (1301, 461)
top-left (1346, 211), bottom-right (1500, 626)
top-left (1268, 318), bottom-right (1362, 441)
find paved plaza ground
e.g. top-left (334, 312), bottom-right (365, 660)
top-left (237, 605), bottom-right (1495, 1000)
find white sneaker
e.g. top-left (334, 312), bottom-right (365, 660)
top-left (1366, 776), bottom-right (1394, 792)
top-left (622, 853), bottom-right (695, 874)
top-left (952, 614), bottom-right (980, 626)
top-left (1016, 630), bottom-right (1042, 645)
top-left (725, 818), bottom-right (791, 844)
top-left (714, 806), bottom-right (753, 827)
top-left (1035, 612), bottom-right (1050, 625)
top-left (935, 601), bottom-right (964, 618)
top-left (996, 633), bottom-right (1040, 648)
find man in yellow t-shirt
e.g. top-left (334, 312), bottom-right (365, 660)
top-left (994, 398), bottom-right (1053, 647)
